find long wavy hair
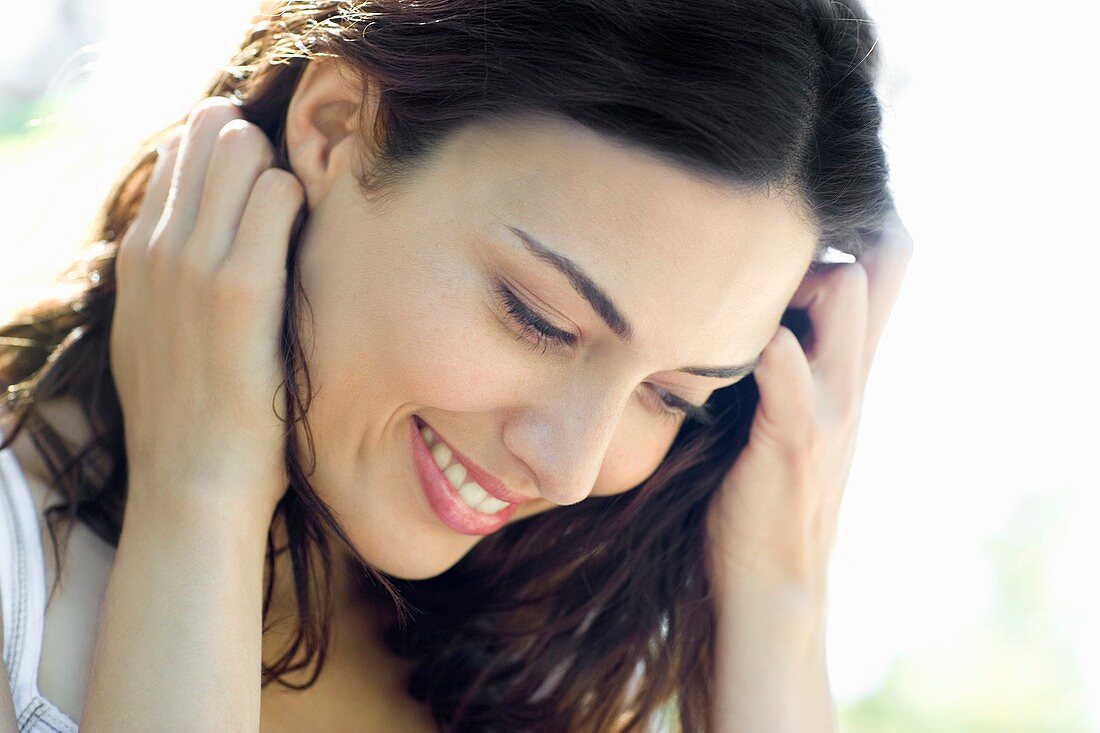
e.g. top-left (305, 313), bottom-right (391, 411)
top-left (0, 1), bottom-right (894, 730)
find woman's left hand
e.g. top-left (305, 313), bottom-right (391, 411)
top-left (704, 210), bottom-right (914, 607)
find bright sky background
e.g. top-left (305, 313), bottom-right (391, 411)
top-left (2, 1), bottom-right (1097, 728)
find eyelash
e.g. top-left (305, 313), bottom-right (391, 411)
top-left (493, 283), bottom-right (718, 426)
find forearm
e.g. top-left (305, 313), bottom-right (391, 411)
top-left (80, 492), bottom-right (272, 733)
top-left (711, 574), bottom-right (837, 733)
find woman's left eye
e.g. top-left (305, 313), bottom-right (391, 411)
top-left (493, 283), bottom-right (717, 426)
top-left (494, 282), bottom-right (577, 355)
top-left (643, 384), bottom-right (715, 425)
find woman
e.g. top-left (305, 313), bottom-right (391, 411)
top-left (0, 0), bottom-right (912, 730)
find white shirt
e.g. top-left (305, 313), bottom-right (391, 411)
top-left (0, 431), bottom-right (79, 733)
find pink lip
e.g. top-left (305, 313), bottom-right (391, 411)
top-left (418, 418), bottom-right (534, 506)
top-left (409, 415), bottom-right (521, 536)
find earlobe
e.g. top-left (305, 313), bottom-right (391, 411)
top-left (284, 58), bottom-right (374, 205)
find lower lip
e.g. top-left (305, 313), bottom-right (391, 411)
top-left (409, 416), bottom-right (519, 536)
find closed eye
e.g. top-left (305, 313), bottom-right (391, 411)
top-left (492, 281), bottom-right (718, 425)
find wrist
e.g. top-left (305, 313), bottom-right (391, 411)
top-left (86, 478), bottom-right (270, 733)
top-left (713, 565), bottom-right (828, 644)
top-left (124, 449), bottom-right (287, 515)
top-left (711, 569), bottom-right (834, 733)
top-left (708, 543), bottom-right (829, 612)
top-left (123, 473), bottom-right (280, 539)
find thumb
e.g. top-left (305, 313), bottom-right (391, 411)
top-left (751, 325), bottom-right (814, 438)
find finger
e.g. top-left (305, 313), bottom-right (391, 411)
top-left (115, 131), bottom-right (183, 282)
top-left (187, 120), bottom-right (276, 272)
top-left (855, 211), bottom-right (914, 382)
top-left (752, 325), bottom-right (815, 438)
top-left (786, 262), bottom-right (869, 405)
top-left (222, 168), bottom-right (305, 282)
top-left (154, 97), bottom-right (245, 261)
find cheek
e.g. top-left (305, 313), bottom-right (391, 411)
top-left (591, 418), bottom-right (679, 497)
top-left (358, 265), bottom-right (528, 412)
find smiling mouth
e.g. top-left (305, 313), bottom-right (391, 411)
top-left (413, 416), bottom-right (531, 513)
top-left (409, 415), bottom-right (524, 536)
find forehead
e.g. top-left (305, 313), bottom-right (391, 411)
top-left (437, 114), bottom-right (819, 362)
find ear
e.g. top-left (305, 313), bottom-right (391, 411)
top-left (284, 58), bottom-right (377, 207)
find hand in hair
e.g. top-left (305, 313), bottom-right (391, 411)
top-left (109, 96), bottom-right (304, 519)
top-left (82, 96), bottom-right (304, 732)
top-left (704, 210), bottom-right (914, 608)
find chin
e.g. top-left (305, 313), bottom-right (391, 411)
top-left (335, 500), bottom-right (481, 582)
top-left (368, 548), bottom-right (469, 581)
top-left (307, 418), bottom-right (499, 582)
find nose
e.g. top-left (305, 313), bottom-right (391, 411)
top-left (502, 374), bottom-right (629, 506)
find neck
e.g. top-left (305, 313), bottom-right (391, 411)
top-left (261, 509), bottom-right (401, 683)
top-left (258, 514), bottom-right (435, 732)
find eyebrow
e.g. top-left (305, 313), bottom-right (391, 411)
top-left (506, 226), bottom-right (759, 380)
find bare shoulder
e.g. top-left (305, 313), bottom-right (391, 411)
top-left (3, 395), bottom-right (104, 482)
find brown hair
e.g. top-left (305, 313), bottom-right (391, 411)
top-left (0, 1), bottom-right (894, 729)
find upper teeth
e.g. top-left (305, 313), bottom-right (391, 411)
top-left (421, 425), bottom-right (511, 514)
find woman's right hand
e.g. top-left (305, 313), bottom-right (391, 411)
top-left (83, 96), bottom-right (305, 732)
top-left (110, 96), bottom-right (305, 519)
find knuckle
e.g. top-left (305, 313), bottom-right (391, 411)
top-left (151, 219), bottom-right (186, 255)
top-left (215, 119), bottom-right (275, 164)
top-left (255, 168), bottom-right (304, 203)
top-left (188, 96), bottom-right (242, 128)
top-left (143, 239), bottom-right (175, 280)
top-left (822, 262), bottom-right (868, 298)
top-left (209, 267), bottom-right (259, 307)
top-left (175, 248), bottom-right (210, 286)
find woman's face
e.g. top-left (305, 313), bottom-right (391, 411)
top-left (287, 65), bottom-right (817, 580)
